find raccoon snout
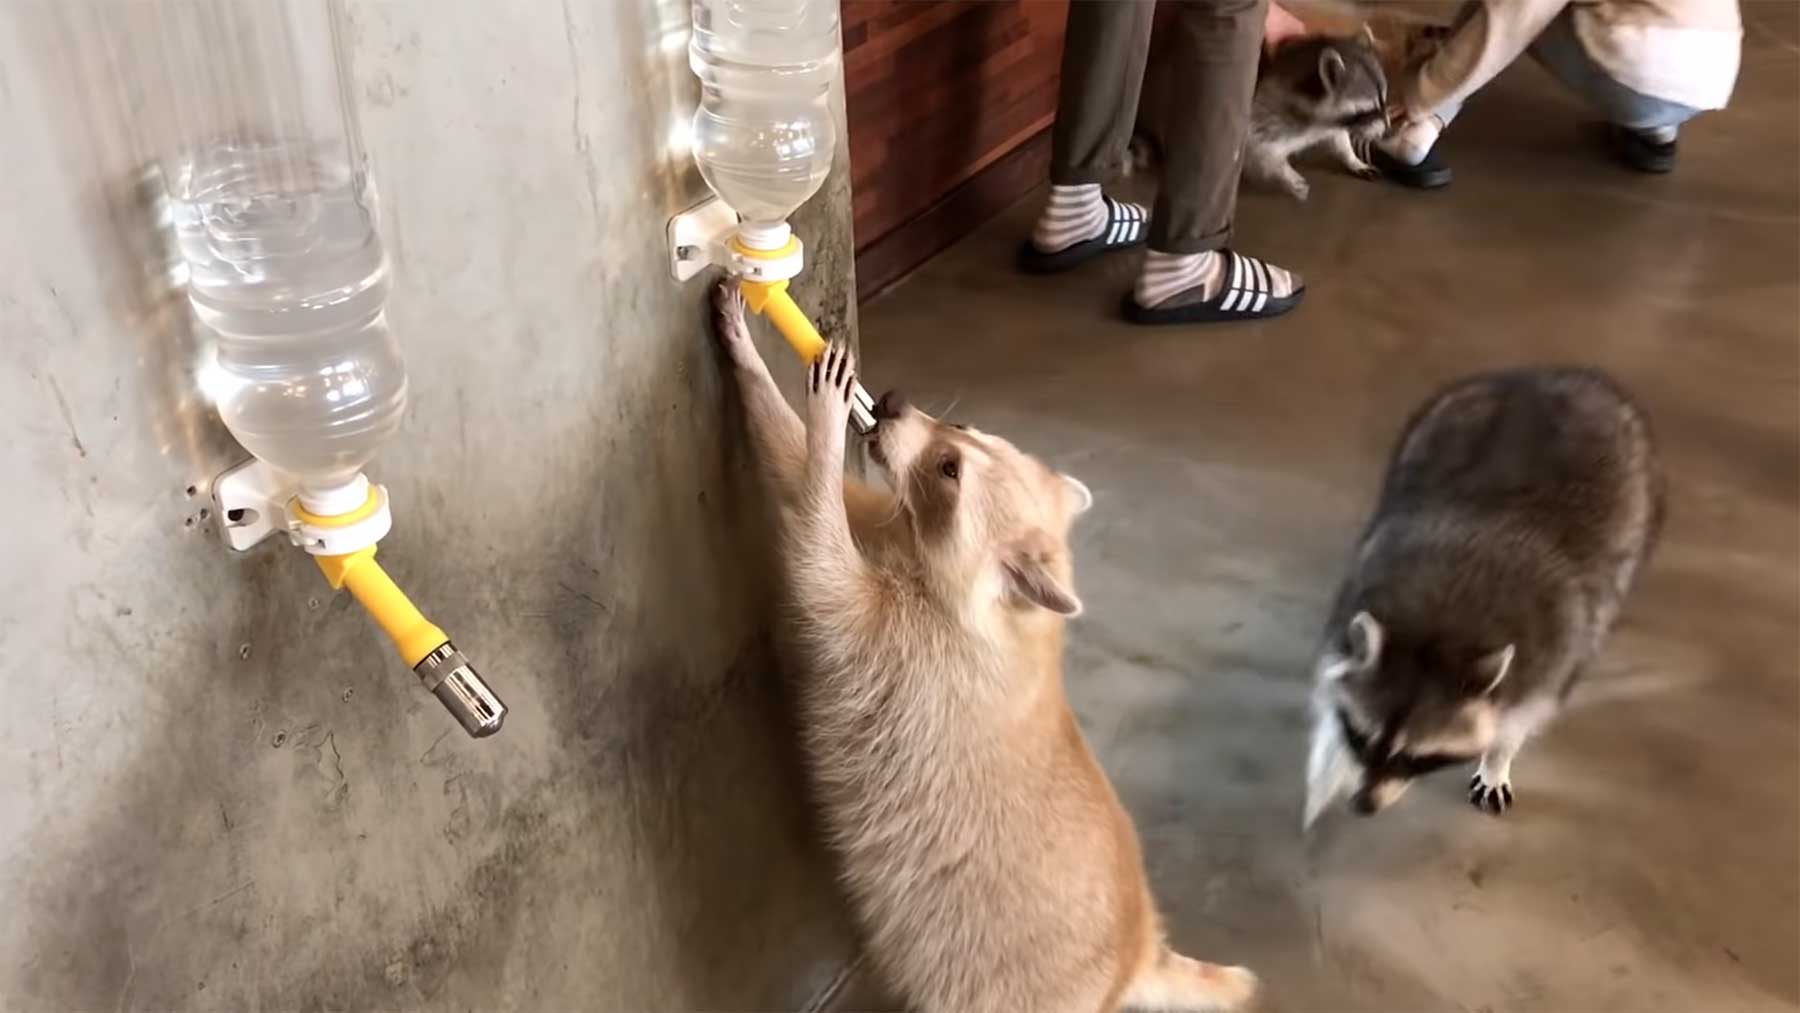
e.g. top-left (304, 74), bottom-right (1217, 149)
top-left (1352, 776), bottom-right (1410, 815)
top-left (873, 389), bottom-right (909, 422)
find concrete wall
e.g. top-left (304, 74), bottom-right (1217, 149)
top-left (0, 2), bottom-right (860, 1009)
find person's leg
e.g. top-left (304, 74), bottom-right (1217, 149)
top-left (1147, 0), bottom-right (1264, 255)
top-left (1377, 5), bottom-right (1479, 172)
top-left (1527, 8), bottom-right (1701, 170)
top-left (1375, 0), bottom-right (1569, 186)
top-left (1028, 1), bottom-right (1155, 257)
top-left (1131, 0), bottom-right (1303, 319)
top-left (1049, 0), bottom-right (1156, 186)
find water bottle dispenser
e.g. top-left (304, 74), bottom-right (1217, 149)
top-left (671, 0), bottom-right (877, 433)
top-left (156, 0), bottom-right (505, 738)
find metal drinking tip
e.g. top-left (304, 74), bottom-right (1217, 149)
top-left (414, 642), bottom-right (506, 738)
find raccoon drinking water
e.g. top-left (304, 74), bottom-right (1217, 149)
top-left (1304, 368), bottom-right (1663, 825)
top-left (711, 283), bottom-right (1258, 1013)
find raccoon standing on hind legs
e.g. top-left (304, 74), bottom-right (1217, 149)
top-left (1304, 368), bottom-right (1664, 826)
top-left (710, 280), bottom-right (1258, 1013)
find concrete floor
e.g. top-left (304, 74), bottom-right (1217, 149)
top-left (844, 7), bottom-right (1799, 1011)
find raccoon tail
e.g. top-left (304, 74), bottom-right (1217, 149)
top-left (1119, 949), bottom-right (1258, 1012)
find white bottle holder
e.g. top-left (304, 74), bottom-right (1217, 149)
top-left (667, 196), bottom-right (805, 283)
top-left (213, 459), bottom-right (392, 555)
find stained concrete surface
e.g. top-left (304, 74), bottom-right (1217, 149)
top-left (0, 2), bottom-right (865, 1010)
top-left (843, 5), bottom-right (1800, 1010)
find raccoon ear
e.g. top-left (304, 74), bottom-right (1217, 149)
top-left (1002, 531), bottom-right (1083, 617)
top-left (1321, 611), bottom-right (1382, 682)
top-left (1474, 644), bottom-right (1515, 695)
top-left (1319, 47), bottom-right (1348, 91)
top-left (1346, 611), bottom-right (1383, 671)
top-left (1061, 474), bottom-right (1094, 515)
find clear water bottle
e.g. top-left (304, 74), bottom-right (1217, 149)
top-left (174, 145), bottom-right (405, 501)
top-left (689, 0), bottom-right (840, 228)
top-left (159, 0), bottom-right (406, 506)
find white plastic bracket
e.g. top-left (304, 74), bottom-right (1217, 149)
top-left (731, 234), bottom-right (804, 283)
top-left (667, 196), bottom-right (805, 283)
top-left (212, 459), bottom-right (393, 555)
top-left (667, 195), bottom-right (740, 283)
top-left (214, 458), bottom-right (295, 551)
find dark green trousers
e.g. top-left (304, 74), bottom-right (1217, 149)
top-left (1050, 0), bottom-right (1268, 253)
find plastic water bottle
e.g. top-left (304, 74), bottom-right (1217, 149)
top-left (173, 143), bottom-right (406, 504)
top-left (688, 0), bottom-right (840, 227)
top-left (147, 0), bottom-right (407, 507)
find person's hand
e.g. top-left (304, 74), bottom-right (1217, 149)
top-left (1264, 2), bottom-right (1307, 53)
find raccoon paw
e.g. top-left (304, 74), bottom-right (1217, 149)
top-left (1282, 176), bottom-right (1312, 202)
top-left (1350, 162), bottom-right (1381, 182)
top-left (805, 340), bottom-right (856, 446)
top-left (710, 280), bottom-right (759, 370)
top-left (1468, 774), bottom-right (1514, 816)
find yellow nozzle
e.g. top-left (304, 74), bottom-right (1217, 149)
top-left (739, 279), bottom-right (826, 363)
top-left (315, 547), bottom-right (448, 668)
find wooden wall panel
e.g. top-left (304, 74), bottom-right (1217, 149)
top-left (845, 1), bottom-right (1070, 297)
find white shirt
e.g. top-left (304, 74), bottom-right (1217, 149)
top-left (1574, 0), bottom-right (1743, 109)
top-left (1403, 0), bottom-right (1742, 120)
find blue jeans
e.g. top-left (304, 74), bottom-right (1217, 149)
top-left (1440, 4), bottom-right (1701, 136)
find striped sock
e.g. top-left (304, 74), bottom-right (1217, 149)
top-left (1134, 250), bottom-right (1299, 308)
top-left (1032, 184), bottom-right (1108, 253)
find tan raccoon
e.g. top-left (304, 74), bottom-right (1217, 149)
top-left (711, 281), bottom-right (1257, 1013)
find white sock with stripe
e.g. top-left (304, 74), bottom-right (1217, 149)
top-left (1032, 185), bottom-right (1146, 253)
top-left (1377, 115), bottom-right (1444, 168)
top-left (1134, 250), bottom-right (1299, 309)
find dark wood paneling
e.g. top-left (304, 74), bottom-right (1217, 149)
top-left (845, 0), bottom-right (1070, 270)
top-left (854, 128), bottom-right (1052, 301)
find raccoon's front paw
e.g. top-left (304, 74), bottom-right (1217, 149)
top-left (1468, 774), bottom-right (1514, 815)
top-left (710, 280), bottom-right (760, 371)
top-left (1343, 137), bottom-right (1381, 180)
top-left (805, 340), bottom-right (856, 451)
top-left (1282, 174), bottom-right (1312, 202)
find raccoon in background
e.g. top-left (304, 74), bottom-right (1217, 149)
top-left (1245, 33), bottom-right (1390, 201)
top-left (1131, 31), bottom-right (1390, 202)
top-left (1304, 368), bottom-right (1663, 826)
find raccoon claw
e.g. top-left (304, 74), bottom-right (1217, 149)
top-left (805, 340), bottom-right (856, 445)
top-left (808, 341), bottom-right (856, 402)
top-left (711, 280), bottom-right (758, 369)
top-left (1351, 163), bottom-right (1381, 182)
top-left (1468, 774), bottom-right (1513, 815)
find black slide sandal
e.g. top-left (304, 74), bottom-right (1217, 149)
top-left (1370, 144), bottom-right (1454, 189)
top-left (1016, 197), bottom-right (1148, 275)
top-left (1121, 250), bottom-right (1304, 325)
top-left (1609, 124), bottom-right (1677, 173)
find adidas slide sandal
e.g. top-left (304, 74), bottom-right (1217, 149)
top-left (1017, 197), bottom-right (1149, 275)
top-left (1121, 250), bottom-right (1304, 325)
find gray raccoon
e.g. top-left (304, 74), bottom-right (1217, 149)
top-left (1304, 368), bottom-right (1664, 825)
top-left (1244, 34), bottom-right (1389, 201)
top-left (1129, 32), bottom-right (1389, 202)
